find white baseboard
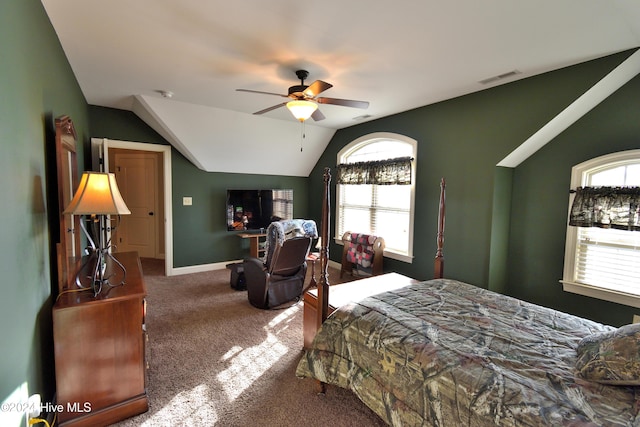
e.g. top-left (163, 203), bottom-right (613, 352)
top-left (170, 259), bottom-right (242, 276)
top-left (168, 258), bottom-right (341, 277)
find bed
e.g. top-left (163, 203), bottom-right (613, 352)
top-left (296, 168), bottom-right (640, 426)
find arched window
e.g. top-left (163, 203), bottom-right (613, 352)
top-left (562, 150), bottom-right (640, 308)
top-left (336, 133), bottom-right (417, 263)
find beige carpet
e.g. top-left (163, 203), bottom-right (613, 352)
top-left (112, 259), bottom-right (386, 427)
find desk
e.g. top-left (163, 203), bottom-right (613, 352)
top-left (302, 272), bottom-right (418, 349)
top-left (237, 233), bottom-right (267, 258)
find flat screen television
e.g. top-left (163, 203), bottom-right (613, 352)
top-left (226, 189), bottom-right (294, 231)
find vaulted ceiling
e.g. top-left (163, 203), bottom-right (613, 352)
top-left (41, 1), bottom-right (640, 176)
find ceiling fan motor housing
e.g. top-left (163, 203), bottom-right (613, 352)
top-left (288, 84), bottom-right (308, 98)
top-left (289, 70), bottom-right (310, 98)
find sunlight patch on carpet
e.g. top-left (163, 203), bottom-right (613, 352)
top-left (217, 333), bottom-right (288, 401)
top-left (267, 303), bottom-right (300, 328)
top-left (221, 346), bottom-right (243, 361)
top-left (139, 384), bottom-right (218, 426)
top-left (217, 305), bottom-right (300, 401)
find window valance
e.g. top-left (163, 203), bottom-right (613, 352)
top-left (569, 186), bottom-right (640, 231)
top-left (336, 156), bottom-right (412, 185)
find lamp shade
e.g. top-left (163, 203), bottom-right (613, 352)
top-left (63, 172), bottom-right (131, 215)
top-left (286, 100), bottom-right (318, 122)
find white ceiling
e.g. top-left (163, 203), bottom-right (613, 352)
top-left (41, 1), bottom-right (640, 177)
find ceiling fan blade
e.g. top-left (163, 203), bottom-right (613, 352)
top-left (311, 108), bottom-right (326, 121)
top-left (237, 89), bottom-right (289, 98)
top-left (303, 80), bottom-right (333, 98)
top-left (253, 103), bottom-right (287, 115)
top-left (316, 97), bottom-right (369, 109)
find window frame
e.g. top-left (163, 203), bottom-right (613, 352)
top-left (335, 132), bottom-right (417, 263)
top-left (562, 149), bottom-right (640, 308)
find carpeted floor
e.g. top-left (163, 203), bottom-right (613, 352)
top-left (112, 258), bottom-right (385, 427)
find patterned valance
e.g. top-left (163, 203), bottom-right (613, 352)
top-left (569, 186), bottom-right (640, 231)
top-left (336, 156), bottom-right (412, 185)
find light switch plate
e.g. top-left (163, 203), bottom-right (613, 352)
top-left (183, 197), bottom-right (192, 206)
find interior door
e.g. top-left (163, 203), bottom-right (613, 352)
top-left (54, 116), bottom-right (82, 292)
top-left (112, 152), bottom-right (159, 258)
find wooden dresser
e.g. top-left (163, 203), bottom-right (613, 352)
top-left (303, 272), bottom-right (418, 349)
top-left (53, 251), bottom-right (148, 426)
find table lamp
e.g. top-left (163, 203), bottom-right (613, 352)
top-left (63, 172), bottom-right (131, 296)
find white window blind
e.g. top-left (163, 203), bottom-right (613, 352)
top-left (272, 189), bottom-right (293, 220)
top-left (575, 227), bottom-right (640, 294)
top-left (338, 184), bottom-right (412, 255)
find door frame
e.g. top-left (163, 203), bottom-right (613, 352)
top-left (92, 138), bottom-right (174, 276)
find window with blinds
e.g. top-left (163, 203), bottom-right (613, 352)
top-left (575, 227), bottom-right (640, 294)
top-left (336, 133), bottom-right (417, 263)
top-left (272, 189), bottom-right (293, 220)
top-left (338, 184), bottom-right (412, 255)
top-left (563, 150), bottom-right (640, 307)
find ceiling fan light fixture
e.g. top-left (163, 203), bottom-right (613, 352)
top-left (286, 100), bottom-right (317, 122)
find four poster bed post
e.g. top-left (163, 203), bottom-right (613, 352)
top-left (317, 168), bottom-right (331, 333)
top-left (314, 168), bottom-right (332, 394)
top-left (314, 169), bottom-right (446, 327)
top-left (311, 169), bottom-right (445, 394)
top-left (434, 177), bottom-right (445, 279)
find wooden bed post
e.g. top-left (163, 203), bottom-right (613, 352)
top-left (315, 167), bottom-right (331, 394)
top-left (434, 178), bottom-right (445, 279)
top-left (317, 167), bottom-right (331, 331)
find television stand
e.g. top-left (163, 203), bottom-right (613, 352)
top-left (237, 233), bottom-right (267, 258)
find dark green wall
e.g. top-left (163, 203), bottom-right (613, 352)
top-left (309, 50), bottom-right (639, 326)
top-left (89, 106), bottom-right (310, 268)
top-left (89, 107), bottom-right (172, 146)
top-left (507, 67), bottom-right (640, 326)
top-left (488, 166), bottom-right (514, 294)
top-left (1, 0), bottom-right (89, 415)
top-left (170, 155), bottom-right (309, 267)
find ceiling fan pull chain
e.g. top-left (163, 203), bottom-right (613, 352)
top-left (300, 121), bottom-right (305, 152)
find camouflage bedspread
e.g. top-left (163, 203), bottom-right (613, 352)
top-left (296, 278), bottom-right (640, 426)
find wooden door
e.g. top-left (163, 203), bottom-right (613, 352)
top-left (112, 152), bottom-right (159, 258)
top-left (55, 116), bottom-right (82, 292)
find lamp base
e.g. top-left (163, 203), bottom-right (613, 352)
top-left (75, 249), bottom-right (127, 296)
top-left (74, 214), bottom-right (127, 296)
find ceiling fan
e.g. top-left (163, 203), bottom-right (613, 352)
top-left (236, 70), bottom-right (369, 122)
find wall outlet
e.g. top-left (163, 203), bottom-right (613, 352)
top-left (633, 315), bottom-right (640, 324)
top-left (26, 394), bottom-right (41, 419)
top-left (183, 196), bottom-right (193, 206)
